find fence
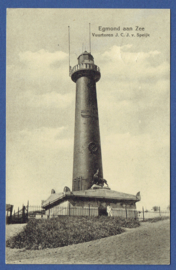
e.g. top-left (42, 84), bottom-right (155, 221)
top-left (7, 204), bottom-right (170, 222)
top-left (43, 206), bottom-right (170, 220)
top-left (8, 203), bottom-right (44, 224)
top-left (11, 204), bottom-right (29, 224)
top-left (47, 206), bottom-right (99, 217)
top-left (112, 208), bottom-right (138, 219)
top-left (137, 209), bottom-right (170, 221)
top-left (6, 204), bottom-right (13, 224)
top-left (28, 205), bottom-right (45, 218)
top-left (50, 207), bottom-right (170, 219)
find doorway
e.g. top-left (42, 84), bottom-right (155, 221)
top-left (98, 205), bottom-right (108, 216)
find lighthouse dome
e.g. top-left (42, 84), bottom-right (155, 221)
top-left (78, 51), bottom-right (94, 65)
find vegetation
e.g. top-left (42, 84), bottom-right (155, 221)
top-left (6, 216), bottom-right (140, 250)
top-left (142, 216), bottom-right (170, 223)
top-left (152, 206), bottom-right (160, 212)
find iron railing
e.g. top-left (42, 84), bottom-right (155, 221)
top-left (70, 63), bottom-right (100, 76)
top-left (8, 204), bottom-right (170, 221)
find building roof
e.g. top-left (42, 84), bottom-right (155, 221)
top-left (42, 188), bottom-right (141, 209)
top-left (77, 51), bottom-right (93, 58)
top-left (6, 204), bottom-right (13, 211)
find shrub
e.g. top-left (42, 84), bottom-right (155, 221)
top-left (142, 216), bottom-right (170, 223)
top-left (6, 216), bottom-right (140, 250)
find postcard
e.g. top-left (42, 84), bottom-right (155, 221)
top-left (6, 8), bottom-right (170, 264)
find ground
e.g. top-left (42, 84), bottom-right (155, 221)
top-left (6, 219), bottom-right (170, 264)
top-left (6, 224), bottom-right (26, 241)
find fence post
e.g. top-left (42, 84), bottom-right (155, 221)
top-left (22, 205), bottom-right (25, 223)
top-left (142, 207), bottom-right (144, 221)
top-left (89, 204), bottom-right (90, 217)
top-left (69, 203), bottom-right (70, 216)
top-left (27, 200), bottom-right (29, 221)
top-left (125, 206), bottom-right (127, 219)
top-left (159, 206), bottom-right (161, 216)
top-left (10, 206), bottom-right (13, 224)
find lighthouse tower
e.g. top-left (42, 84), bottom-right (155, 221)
top-left (42, 28), bottom-right (141, 214)
top-left (70, 51), bottom-right (103, 191)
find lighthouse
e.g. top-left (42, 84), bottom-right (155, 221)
top-left (42, 27), bottom-right (141, 216)
top-left (70, 51), bottom-right (103, 191)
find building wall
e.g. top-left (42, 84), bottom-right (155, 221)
top-left (69, 199), bottom-right (136, 209)
top-left (45, 199), bottom-right (137, 218)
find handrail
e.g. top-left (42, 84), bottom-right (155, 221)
top-left (70, 63), bottom-right (100, 76)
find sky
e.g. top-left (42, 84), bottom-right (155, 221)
top-left (6, 9), bottom-right (170, 211)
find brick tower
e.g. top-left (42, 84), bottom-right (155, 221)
top-left (70, 51), bottom-right (103, 191)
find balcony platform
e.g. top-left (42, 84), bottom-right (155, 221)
top-left (70, 63), bottom-right (101, 82)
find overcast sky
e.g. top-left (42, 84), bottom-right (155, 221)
top-left (6, 9), bottom-right (170, 211)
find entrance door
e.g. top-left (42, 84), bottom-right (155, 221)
top-left (98, 205), bottom-right (108, 216)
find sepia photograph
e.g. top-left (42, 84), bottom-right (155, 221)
top-left (6, 8), bottom-right (170, 264)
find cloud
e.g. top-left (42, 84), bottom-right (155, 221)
top-left (19, 49), bottom-right (68, 69)
top-left (101, 131), bottom-right (169, 210)
top-left (6, 126), bottom-right (74, 207)
top-left (102, 45), bottom-right (161, 63)
top-left (6, 49), bottom-right (75, 132)
top-left (19, 90), bottom-right (74, 109)
top-left (9, 126), bottom-right (73, 152)
top-left (95, 45), bottom-right (169, 139)
top-left (7, 49), bottom-right (71, 96)
top-left (97, 45), bottom-right (169, 83)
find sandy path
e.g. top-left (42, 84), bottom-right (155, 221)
top-left (6, 224), bottom-right (26, 241)
top-left (6, 219), bottom-right (170, 265)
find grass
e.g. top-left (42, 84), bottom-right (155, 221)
top-left (6, 216), bottom-right (140, 250)
top-left (142, 216), bottom-right (170, 223)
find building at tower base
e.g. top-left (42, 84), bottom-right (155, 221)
top-left (42, 187), bottom-right (141, 218)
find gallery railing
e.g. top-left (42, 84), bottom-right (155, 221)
top-left (70, 63), bottom-right (100, 76)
